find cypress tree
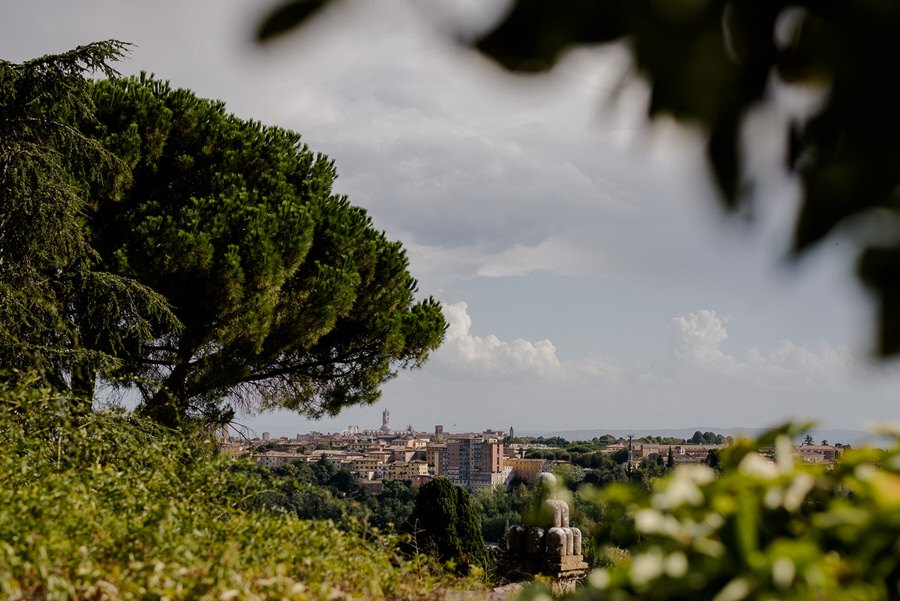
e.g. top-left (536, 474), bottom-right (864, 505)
top-left (402, 477), bottom-right (486, 574)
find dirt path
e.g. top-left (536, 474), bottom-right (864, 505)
top-left (434, 583), bottom-right (525, 601)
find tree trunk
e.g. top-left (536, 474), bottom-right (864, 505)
top-left (69, 364), bottom-right (95, 416)
top-left (142, 362), bottom-right (190, 428)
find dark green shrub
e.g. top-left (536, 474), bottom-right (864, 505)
top-left (402, 477), bottom-right (487, 575)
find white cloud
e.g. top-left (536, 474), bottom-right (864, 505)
top-left (476, 237), bottom-right (606, 278)
top-left (415, 303), bottom-right (888, 430)
top-left (435, 304), bottom-right (859, 393)
top-left (746, 340), bottom-right (851, 383)
top-left (666, 310), bottom-right (856, 388)
top-left (437, 302), bottom-right (565, 378)
top-left (668, 310), bottom-right (738, 372)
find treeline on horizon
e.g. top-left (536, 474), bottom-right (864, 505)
top-left (255, 430), bottom-right (730, 454)
top-left (505, 430), bottom-right (730, 448)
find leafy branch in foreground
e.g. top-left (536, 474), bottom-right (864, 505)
top-left (564, 424), bottom-right (900, 600)
top-left (476, 1), bottom-right (900, 359)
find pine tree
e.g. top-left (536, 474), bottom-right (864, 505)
top-left (80, 75), bottom-right (445, 427)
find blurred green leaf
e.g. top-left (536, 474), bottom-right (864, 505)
top-left (859, 246), bottom-right (900, 355)
top-left (475, 0), bottom-right (630, 72)
top-left (257, 0), bottom-right (332, 42)
top-left (566, 424), bottom-right (900, 600)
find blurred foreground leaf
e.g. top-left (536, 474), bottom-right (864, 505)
top-left (257, 0), bottom-right (331, 42)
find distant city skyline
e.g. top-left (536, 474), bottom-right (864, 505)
top-left (241, 410), bottom-right (878, 448)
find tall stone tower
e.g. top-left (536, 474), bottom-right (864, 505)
top-left (380, 409), bottom-right (391, 433)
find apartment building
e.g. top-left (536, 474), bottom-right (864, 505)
top-left (440, 437), bottom-right (510, 491)
top-left (795, 445), bottom-right (843, 464)
top-left (252, 451), bottom-right (301, 468)
top-left (349, 457), bottom-right (384, 480)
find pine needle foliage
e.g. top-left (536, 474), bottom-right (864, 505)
top-left (0, 41), bottom-right (179, 400)
top-left (1, 44), bottom-right (444, 429)
top-left (83, 74), bottom-right (446, 428)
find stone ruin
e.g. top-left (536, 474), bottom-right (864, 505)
top-left (500, 473), bottom-right (589, 594)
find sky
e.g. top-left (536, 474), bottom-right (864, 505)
top-left (4, 1), bottom-right (899, 437)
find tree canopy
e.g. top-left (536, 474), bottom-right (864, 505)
top-left (1, 45), bottom-right (445, 428)
top-left (257, 0), bottom-right (900, 357)
top-left (81, 74), bottom-right (446, 427)
top-left (0, 41), bottom-right (177, 405)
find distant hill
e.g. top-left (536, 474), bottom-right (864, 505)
top-left (518, 427), bottom-right (890, 448)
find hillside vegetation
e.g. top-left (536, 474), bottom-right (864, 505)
top-left (0, 385), bottom-right (474, 600)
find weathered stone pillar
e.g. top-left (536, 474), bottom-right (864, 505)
top-left (499, 473), bottom-right (588, 594)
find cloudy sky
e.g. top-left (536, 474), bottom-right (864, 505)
top-left (5, 1), bottom-right (899, 436)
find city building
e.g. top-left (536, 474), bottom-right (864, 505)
top-left (385, 460), bottom-right (429, 481)
top-left (349, 457), bottom-right (384, 480)
top-left (379, 409), bottom-right (392, 434)
top-left (440, 437), bottom-right (510, 491)
top-left (795, 445), bottom-right (843, 465)
top-left (506, 457), bottom-right (548, 481)
top-left (251, 451), bottom-right (299, 468)
top-left (426, 444), bottom-right (444, 476)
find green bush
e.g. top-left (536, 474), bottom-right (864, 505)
top-left (567, 425), bottom-right (900, 600)
top-left (473, 484), bottom-right (530, 544)
top-left (0, 385), bottom-right (471, 600)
